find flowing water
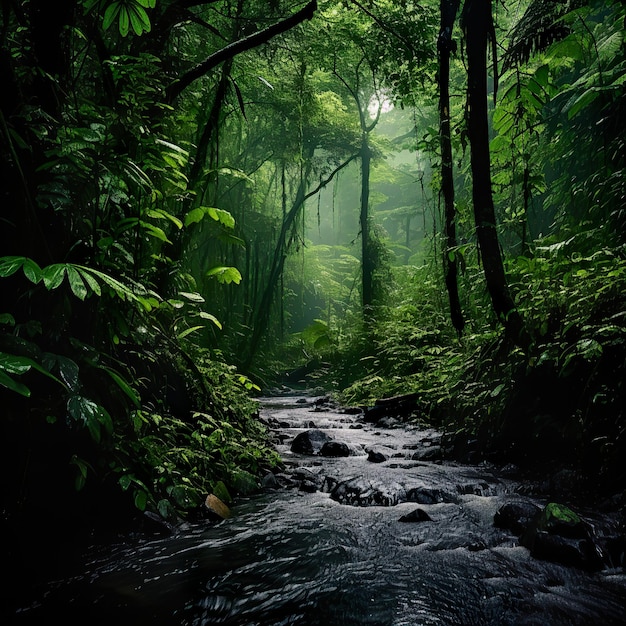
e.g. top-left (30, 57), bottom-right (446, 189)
top-left (8, 394), bottom-right (626, 625)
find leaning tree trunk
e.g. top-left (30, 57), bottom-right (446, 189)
top-left (438, 0), bottom-right (464, 336)
top-left (462, 0), bottom-right (526, 344)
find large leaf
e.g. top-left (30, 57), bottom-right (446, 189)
top-left (65, 265), bottom-right (88, 300)
top-left (146, 208), bottom-right (183, 230)
top-left (183, 206), bottom-right (235, 229)
top-left (206, 266), bottom-right (242, 285)
top-left (177, 325), bottom-right (204, 339)
top-left (42, 264), bottom-right (67, 290)
top-left (197, 311), bottom-right (223, 330)
top-left (67, 395), bottom-right (114, 442)
top-left (22, 258), bottom-right (42, 284)
top-left (0, 370), bottom-right (30, 397)
top-left (0, 256), bottom-right (25, 278)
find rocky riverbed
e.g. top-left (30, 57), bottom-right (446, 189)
top-left (7, 393), bottom-right (626, 625)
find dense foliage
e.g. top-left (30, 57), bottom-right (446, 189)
top-left (1, 0), bottom-right (624, 546)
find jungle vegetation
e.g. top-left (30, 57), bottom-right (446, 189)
top-left (1, 0), bottom-right (624, 538)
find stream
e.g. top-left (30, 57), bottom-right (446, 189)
top-left (8, 393), bottom-right (626, 625)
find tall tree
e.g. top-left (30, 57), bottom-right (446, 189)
top-left (461, 0), bottom-right (525, 344)
top-left (438, 0), bottom-right (464, 335)
top-left (332, 61), bottom-right (382, 313)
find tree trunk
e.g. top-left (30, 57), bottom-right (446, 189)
top-left (438, 0), bottom-right (464, 336)
top-left (360, 133), bottom-right (373, 312)
top-left (462, 0), bottom-right (526, 344)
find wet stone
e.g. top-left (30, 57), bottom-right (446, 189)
top-left (367, 450), bottom-right (387, 463)
top-left (398, 508), bottom-right (432, 523)
top-left (290, 429), bottom-right (332, 455)
top-left (299, 480), bottom-right (318, 493)
top-left (406, 486), bottom-right (457, 505)
top-left (319, 441), bottom-right (351, 457)
top-left (494, 500), bottom-right (542, 536)
top-left (412, 446), bottom-right (442, 462)
top-left (330, 476), bottom-right (407, 507)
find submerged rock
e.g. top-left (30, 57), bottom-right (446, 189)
top-left (398, 508), bottom-right (432, 523)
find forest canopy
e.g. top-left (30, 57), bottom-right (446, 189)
top-left (1, 0), bottom-right (624, 530)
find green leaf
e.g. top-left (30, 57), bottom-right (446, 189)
top-left (0, 353), bottom-right (33, 375)
top-left (82, 267), bottom-right (136, 301)
top-left (22, 258), bottom-right (42, 284)
top-left (118, 6), bottom-right (130, 36)
top-left (206, 266), bottom-right (242, 285)
top-left (102, 1), bottom-right (121, 30)
top-left (490, 383), bottom-right (505, 398)
top-left (548, 36), bottom-right (584, 62)
top-left (184, 207), bottom-right (205, 226)
top-left (134, 490), bottom-right (148, 511)
top-left (67, 395), bottom-right (113, 442)
top-left (155, 138), bottom-right (188, 155)
top-left (0, 369), bottom-right (31, 397)
top-left (0, 256), bottom-right (25, 278)
top-left (197, 311), bottom-right (223, 330)
top-left (76, 267), bottom-right (101, 296)
top-left (566, 88), bottom-right (599, 119)
top-left (55, 355), bottom-right (81, 391)
top-left (217, 167), bottom-right (254, 184)
top-left (207, 207), bottom-right (235, 229)
top-left (102, 366), bottom-right (141, 407)
top-left (212, 480), bottom-right (232, 504)
top-left (183, 206), bottom-right (235, 228)
top-left (217, 232), bottom-right (246, 247)
top-left (66, 265), bottom-right (88, 300)
top-left (179, 291), bottom-right (205, 303)
top-left (177, 325), bottom-right (204, 339)
top-left (0, 313), bottom-right (15, 325)
top-left (141, 221), bottom-right (172, 244)
top-left (128, 4), bottom-right (151, 35)
top-left (146, 208), bottom-right (183, 230)
top-left (119, 474), bottom-right (132, 491)
top-left (42, 264), bottom-right (67, 290)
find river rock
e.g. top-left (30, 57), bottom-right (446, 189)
top-left (330, 476), bottom-right (407, 506)
top-left (520, 502), bottom-right (603, 571)
top-left (319, 440), bottom-right (351, 457)
top-left (363, 393), bottom-right (421, 423)
top-left (406, 486), bottom-right (457, 504)
top-left (290, 429), bottom-right (332, 455)
top-left (399, 508), bottom-right (432, 523)
top-left (299, 479), bottom-right (318, 493)
top-left (494, 501), bottom-right (542, 535)
top-left (411, 446), bottom-right (443, 462)
top-left (367, 449), bottom-right (387, 463)
top-left (204, 494), bottom-right (231, 520)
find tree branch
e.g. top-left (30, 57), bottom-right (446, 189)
top-left (166, 0), bottom-right (317, 102)
top-left (303, 153), bottom-right (360, 202)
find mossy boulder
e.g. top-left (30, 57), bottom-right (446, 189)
top-left (520, 502), bottom-right (603, 571)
